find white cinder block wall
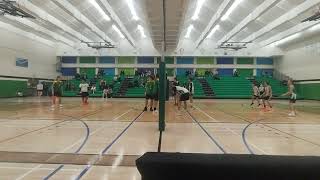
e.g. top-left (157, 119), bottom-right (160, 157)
top-left (274, 43), bottom-right (320, 80)
top-left (0, 28), bottom-right (59, 79)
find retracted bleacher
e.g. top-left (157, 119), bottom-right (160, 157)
top-left (136, 152), bottom-right (320, 180)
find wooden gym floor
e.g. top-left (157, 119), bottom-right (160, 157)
top-left (0, 97), bottom-right (319, 179)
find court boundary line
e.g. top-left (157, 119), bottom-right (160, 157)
top-left (73, 111), bottom-right (145, 180)
top-left (42, 109), bottom-right (134, 180)
top-left (213, 105), bottom-right (320, 151)
top-left (0, 106), bottom-right (108, 145)
top-left (10, 107), bottom-right (108, 180)
top-left (194, 105), bottom-right (267, 155)
top-left (186, 110), bottom-right (226, 154)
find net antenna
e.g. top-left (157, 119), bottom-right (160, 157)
top-left (0, 0), bottom-right (35, 18)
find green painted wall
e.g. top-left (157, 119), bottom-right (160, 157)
top-left (118, 68), bottom-right (135, 76)
top-left (79, 57), bottom-right (96, 64)
top-left (296, 83), bottom-right (320, 100)
top-left (80, 68), bottom-right (96, 78)
top-left (0, 80), bottom-right (28, 98)
top-left (197, 57), bottom-right (214, 64)
top-left (118, 57), bottom-right (135, 64)
top-left (238, 69), bottom-right (253, 77)
top-left (237, 57), bottom-right (254, 64)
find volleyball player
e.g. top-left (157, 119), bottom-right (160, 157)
top-left (250, 82), bottom-right (260, 107)
top-left (282, 79), bottom-right (297, 116)
top-left (263, 81), bottom-right (273, 109)
top-left (174, 86), bottom-right (190, 110)
top-left (187, 78), bottom-right (194, 108)
top-left (51, 76), bottom-right (63, 110)
top-left (144, 75), bottom-right (155, 111)
top-left (79, 79), bottom-right (89, 105)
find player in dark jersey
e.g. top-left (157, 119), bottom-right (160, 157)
top-left (51, 76), bottom-right (63, 110)
top-left (144, 75), bottom-right (155, 111)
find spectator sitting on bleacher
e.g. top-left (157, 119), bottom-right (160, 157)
top-left (100, 80), bottom-right (106, 90)
top-left (75, 73), bottom-right (81, 80)
top-left (213, 69), bottom-right (220, 80)
top-left (233, 69), bottom-right (239, 77)
top-left (91, 84), bottom-right (96, 94)
top-left (81, 73), bottom-right (87, 80)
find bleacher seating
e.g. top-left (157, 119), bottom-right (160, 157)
top-left (62, 75), bottom-right (288, 99)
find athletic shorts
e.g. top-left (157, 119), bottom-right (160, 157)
top-left (146, 94), bottom-right (154, 100)
top-left (180, 93), bottom-right (190, 101)
top-left (173, 89), bottom-right (177, 96)
top-left (290, 93), bottom-right (297, 103)
top-left (81, 92), bottom-right (89, 97)
top-left (253, 95), bottom-right (259, 99)
top-left (53, 91), bottom-right (62, 97)
top-left (264, 96), bottom-right (270, 100)
top-left (154, 92), bottom-right (159, 101)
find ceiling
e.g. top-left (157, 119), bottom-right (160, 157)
top-left (0, 0), bottom-right (320, 55)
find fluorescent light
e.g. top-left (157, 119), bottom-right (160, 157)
top-left (127, 0), bottom-right (139, 21)
top-left (221, 0), bottom-right (243, 21)
top-left (207, 25), bottom-right (220, 38)
top-left (137, 25), bottom-right (146, 38)
top-left (185, 25), bottom-right (194, 38)
top-left (112, 24), bottom-right (124, 38)
top-left (89, 0), bottom-right (110, 21)
top-left (192, 0), bottom-right (206, 20)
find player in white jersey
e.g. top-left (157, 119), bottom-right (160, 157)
top-left (250, 82), bottom-right (260, 107)
top-left (263, 81), bottom-right (273, 109)
top-left (174, 86), bottom-right (190, 110)
top-left (282, 79), bottom-right (297, 116)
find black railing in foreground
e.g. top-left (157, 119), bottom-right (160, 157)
top-left (136, 152), bottom-right (320, 180)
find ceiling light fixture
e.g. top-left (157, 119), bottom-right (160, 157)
top-left (137, 25), bottom-right (146, 38)
top-left (127, 0), bottom-right (139, 21)
top-left (221, 0), bottom-right (243, 21)
top-left (112, 24), bottom-right (124, 38)
top-left (207, 25), bottom-right (220, 38)
top-left (191, 0), bottom-right (205, 20)
top-left (89, 0), bottom-right (110, 21)
top-left (185, 25), bottom-right (194, 38)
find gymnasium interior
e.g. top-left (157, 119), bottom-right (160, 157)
top-left (0, 0), bottom-right (320, 179)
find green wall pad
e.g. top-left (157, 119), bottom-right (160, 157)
top-left (0, 80), bottom-right (27, 98)
top-left (197, 57), bottom-right (214, 64)
top-left (80, 68), bottom-right (96, 78)
top-left (118, 68), bottom-right (135, 76)
top-left (237, 69), bottom-right (253, 77)
top-left (79, 57), bottom-right (96, 64)
top-left (118, 57), bottom-right (135, 64)
top-left (237, 57), bottom-right (254, 64)
top-left (296, 83), bottom-right (320, 100)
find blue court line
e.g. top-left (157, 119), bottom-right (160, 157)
top-left (74, 111), bottom-right (144, 180)
top-left (42, 108), bottom-right (107, 180)
top-left (194, 105), bottom-right (253, 155)
top-left (186, 110), bottom-right (226, 154)
top-left (43, 120), bottom-right (90, 180)
top-left (241, 120), bottom-right (263, 155)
